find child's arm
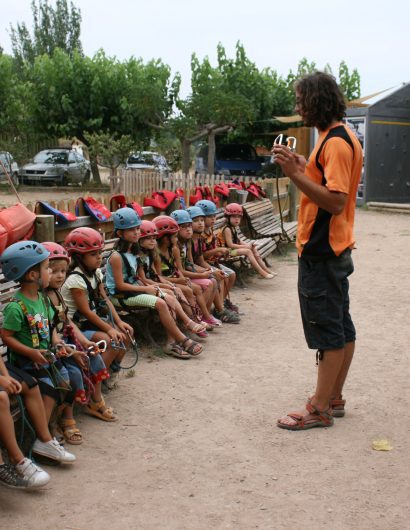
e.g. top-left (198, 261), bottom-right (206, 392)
top-left (97, 282), bottom-right (134, 337)
top-left (202, 247), bottom-right (230, 260)
top-left (110, 253), bottom-right (157, 295)
top-left (224, 226), bottom-right (251, 250)
top-left (1, 329), bottom-right (49, 366)
top-left (0, 357), bottom-right (22, 394)
top-left (173, 245), bottom-right (210, 280)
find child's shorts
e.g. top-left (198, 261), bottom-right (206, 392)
top-left (111, 293), bottom-right (158, 309)
top-left (12, 362), bottom-right (73, 404)
top-left (63, 354), bottom-right (109, 403)
top-left (5, 363), bottom-right (38, 389)
top-left (191, 278), bottom-right (213, 291)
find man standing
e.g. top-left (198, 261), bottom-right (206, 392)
top-left (274, 72), bottom-right (363, 430)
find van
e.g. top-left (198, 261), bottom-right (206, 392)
top-left (195, 144), bottom-right (262, 177)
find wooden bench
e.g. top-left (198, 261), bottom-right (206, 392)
top-left (0, 275), bottom-right (25, 458)
top-left (242, 198), bottom-right (297, 241)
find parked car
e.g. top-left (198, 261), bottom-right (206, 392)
top-left (0, 151), bottom-right (19, 186)
top-left (126, 151), bottom-right (170, 180)
top-left (195, 143), bottom-right (263, 177)
top-left (19, 148), bottom-right (91, 185)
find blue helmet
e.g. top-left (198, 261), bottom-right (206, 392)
top-left (170, 209), bottom-right (192, 225)
top-left (0, 241), bottom-right (50, 282)
top-left (113, 207), bottom-right (141, 231)
top-left (187, 206), bottom-right (205, 220)
top-left (196, 200), bottom-right (217, 216)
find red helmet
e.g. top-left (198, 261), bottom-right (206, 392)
top-left (64, 227), bottom-right (104, 256)
top-left (152, 215), bottom-right (179, 236)
top-left (224, 203), bottom-right (243, 216)
top-left (139, 220), bottom-right (158, 239)
top-left (42, 242), bottom-right (70, 263)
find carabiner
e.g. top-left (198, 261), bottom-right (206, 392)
top-left (287, 137), bottom-right (297, 152)
top-left (271, 134), bottom-right (285, 163)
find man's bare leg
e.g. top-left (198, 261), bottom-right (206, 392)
top-left (331, 341), bottom-right (355, 399)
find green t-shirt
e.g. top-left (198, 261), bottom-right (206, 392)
top-left (3, 291), bottom-right (54, 361)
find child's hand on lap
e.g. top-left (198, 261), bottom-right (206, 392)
top-left (0, 375), bottom-right (22, 394)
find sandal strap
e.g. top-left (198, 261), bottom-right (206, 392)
top-left (306, 402), bottom-right (333, 424)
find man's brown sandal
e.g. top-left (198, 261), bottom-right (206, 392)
top-left (277, 402), bottom-right (334, 430)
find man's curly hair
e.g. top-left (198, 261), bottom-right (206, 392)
top-left (295, 72), bottom-right (346, 130)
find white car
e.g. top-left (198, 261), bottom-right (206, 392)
top-left (126, 151), bottom-right (170, 180)
top-left (0, 151), bottom-right (19, 186)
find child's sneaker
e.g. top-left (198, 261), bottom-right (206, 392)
top-left (32, 437), bottom-right (76, 464)
top-left (15, 458), bottom-right (50, 488)
top-left (214, 309), bottom-right (240, 324)
top-left (0, 460), bottom-right (50, 489)
top-left (224, 299), bottom-right (239, 313)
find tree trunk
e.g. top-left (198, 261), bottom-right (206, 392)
top-left (89, 154), bottom-right (101, 185)
top-left (207, 132), bottom-right (216, 175)
top-left (181, 139), bottom-right (191, 175)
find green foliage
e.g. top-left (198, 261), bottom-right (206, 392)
top-left (84, 131), bottom-right (136, 172)
top-left (287, 57), bottom-right (361, 102)
top-left (28, 49), bottom-right (177, 146)
top-left (338, 60), bottom-right (361, 101)
top-left (10, 0), bottom-right (82, 68)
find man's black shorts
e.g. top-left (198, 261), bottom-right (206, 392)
top-left (298, 250), bottom-right (356, 351)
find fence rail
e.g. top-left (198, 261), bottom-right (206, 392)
top-left (110, 170), bottom-right (290, 202)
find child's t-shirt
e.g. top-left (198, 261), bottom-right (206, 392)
top-left (61, 267), bottom-right (104, 319)
top-left (3, 291), bottom-right (54, 365)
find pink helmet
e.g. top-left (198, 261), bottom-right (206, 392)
top-left (139, 220), bottom-right (158, 239)
top-left (64, 227), bottom-right (104, 256)
top-left (42, 242), bottom-right (70, 262)
top-left (224, 203), bottom-right (243, 216)
top-left (152, 215), bottom-right (179, 236)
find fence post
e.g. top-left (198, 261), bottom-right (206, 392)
top-left (288, 181), bottom-right (298, 221)
top-left (35, 215), bottom-right (55, 242)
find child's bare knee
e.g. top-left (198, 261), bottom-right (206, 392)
top-left (0, 391), bottom-right (10, 409)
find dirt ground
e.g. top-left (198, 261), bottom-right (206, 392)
top-left (0, 208), bottom-right (409, 530)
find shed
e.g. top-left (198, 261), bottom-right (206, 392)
top-left (346, 84), bottom-right (410, 203)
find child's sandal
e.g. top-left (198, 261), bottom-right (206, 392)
top-left (185, 320), bottom-right (207, 335)
top-left (163, 342), bottom-right (191, 359)
top-left (59, 418), bottom-right (83, 445)
top-left (180, 337), bottom-right (203, 356)
top-left (85, 398), bottom-right (118, 422)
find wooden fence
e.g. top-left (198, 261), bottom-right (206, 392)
top-left (109, 170), bottom-right (294, 211)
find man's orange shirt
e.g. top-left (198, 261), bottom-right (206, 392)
top-left (297, 123), bottom-right (363, 258)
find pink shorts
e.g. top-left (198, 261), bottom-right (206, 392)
top-left (191, 278), bottom-right (213, 291)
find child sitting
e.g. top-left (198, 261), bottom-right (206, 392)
top-left (136, 221), bottom-right (208, 338)
top-left (187, 206), bottom-right (239, 324)
top-left (105, 207), bottom-right (202, 359)
top-left (43, 241), bottom-right (114, 437)
top-left (170, 210), bottom-right (223, 328)
top-left (196, 199), bottom-right (239, 314)
top-left (153, 215), bottom-right (213, 336)
top-left (61, 227), bottom-right (133, 420)
top-left (217, 203), bottom-right (275, 279)
top-left (0, 241), bottom-right (75, 464)
top-left (0, 371), bottom-right (50, 489)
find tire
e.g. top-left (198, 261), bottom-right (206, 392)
top-left (60, 172), bottom-right (69, 186)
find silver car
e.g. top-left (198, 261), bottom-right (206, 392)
top-left (0, 151), bottom-right (19, 186)
top-left (19, 148), bottom-right (91, 185)
top-left (126, 151), bottom-right (170, 180)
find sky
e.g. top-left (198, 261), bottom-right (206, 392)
top-left (0, 0), bottom-right (408, 99)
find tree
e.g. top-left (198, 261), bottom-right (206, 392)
top-left (84, 131), bottom-right (136, 176)
top-left (28, 49), bottom-right (177, 182)
top-left (10, 0), bottom-right (82, 68)
top-left (338, 60), bottom-right (361, 101)
top-left (287, 58), bottom-right (361, 102)
top-left (168, 42), bottom-right (293, 173)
